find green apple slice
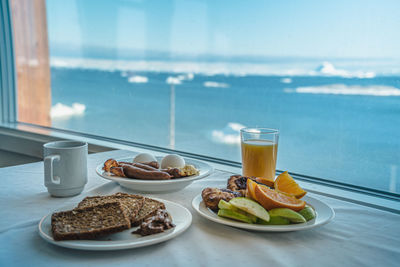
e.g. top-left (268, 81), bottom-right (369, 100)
top-left (218, 199), bottom-right (234, 210)
top-left (299, 206), bottom-right (316, 221)
top-left (217, 209), bottom-right (254, 224)
top-left (258, 216), bottom-right (290, 225)
top-left (229, 197), bottom-right (270, 222)
top-left (268, 208), bottom-right (306, 223)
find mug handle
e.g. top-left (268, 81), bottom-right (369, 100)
top-left (44, 155), bottom-right (61, 185)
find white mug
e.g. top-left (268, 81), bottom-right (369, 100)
top-left (43, 141), bottom-right (88, 197)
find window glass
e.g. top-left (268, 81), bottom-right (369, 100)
top-left (12, 0), bottom-right (400, 194)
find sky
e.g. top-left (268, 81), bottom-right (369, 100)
top-left (46, 0), bottom-right (400, 59)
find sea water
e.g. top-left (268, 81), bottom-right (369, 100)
top-left (49, 60), bottom-right (400, 194)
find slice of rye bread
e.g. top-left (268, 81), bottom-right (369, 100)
top-left (51, 201), bottom-right (130, 241)
top-left (132, 197), bottom-right (166, 226)
top-left (77, 193), bottom-right (144, 224)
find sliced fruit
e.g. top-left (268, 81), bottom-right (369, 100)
top-left (229, 197), bottom-right (270, 222)
top-left (246, 179), bottom-right (270, 200)
top-left (255, 177), bottom-right (275, 187)
top-left (254, 184), bottom-right (306, 212)
top-left (299, 206), bottom-right (316, 221)
top-left (258, 216), bottom-right (290, 225)
top-left (246, 179), bottom-right (257, 200)
top-left (274, 171), bottom-right (307, 199)
top-left (269, 208), bottom-right (306, 223)
top-left (217, 209), bottom-right (255, 224)
top-left (218, 199), bottom-right (234, 210)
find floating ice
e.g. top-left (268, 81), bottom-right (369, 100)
top-left (166, 76), bottom-right (182, 85)
top-left (312, 62), bottom-right (375, 78)
top-left (50, 103), bottom-right (86, 118)
top-left (211, 122), bottom-right (246, 145)
top-left (280, 78), bottom-right (292, 84)
top-left (50, 57), bottom-right (394, 78)
top-left (292, 84), bottom-right (400, 96)
top-left (203, 81), bottom-right (229, 88)
top-left (128, 75), bottom-right (148, 83)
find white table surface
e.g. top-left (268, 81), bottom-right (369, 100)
top-left (0, 150), bottom-right (399, 267)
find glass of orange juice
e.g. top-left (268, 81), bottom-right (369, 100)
top-left (240, 127), bottom-right (279, 179)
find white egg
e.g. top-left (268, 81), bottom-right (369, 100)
top-left (161, 154), bottom-right (185, 169)
top-left (133, 153), bottom-right (157, 164)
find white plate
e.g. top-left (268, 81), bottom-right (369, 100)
top-left (96, 157), bottom-right (213, 192)
top-left (39, 198), bottom-right (192, 250)
top-left (192, 194), bottom-right (334, 232)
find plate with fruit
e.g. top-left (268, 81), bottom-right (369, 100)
top-left (96, 153), bottom-right (213, 192)
top-left (192, 172), bottom-right (334, 232)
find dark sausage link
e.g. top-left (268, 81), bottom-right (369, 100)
top-left (122, 164), bottom-right (172, 180)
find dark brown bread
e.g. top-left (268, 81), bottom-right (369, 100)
top-left (51, 202), bottom-right (130, 241)
top-left (77, 193), bottom-right (144, 224)
top-left (132, 197), bottom-right (166, 226)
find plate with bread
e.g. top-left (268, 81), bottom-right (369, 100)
top-left (38, 193), bottom-right (192, 250)
top-left (96, 153), bottom-right (213, 192)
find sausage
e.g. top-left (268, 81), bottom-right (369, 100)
top-left (122, 164), bottom-right (172, 180)
top-left (143, 161), bottom-right (160, 169)
top-left (161, 168), bottom-right (183, 178)
top-left (132, 162), bottom-right (158, 171)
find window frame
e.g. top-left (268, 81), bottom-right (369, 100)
top-left (0, 0), bottom-right (16, 123)
top-left (0, 0), bottom-right (399, 211)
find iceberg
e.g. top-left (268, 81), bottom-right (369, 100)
top-left (128, 75), bottom-right (148, 83)
top-left (203, 81), bottom-right (229, 88)
top-left (293, 84), bottom-right (400, 96)
top-left (50, 103), bottom-right (86, 118)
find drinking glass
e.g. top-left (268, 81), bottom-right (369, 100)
top-left (240, 127), bottom-right (279, 179)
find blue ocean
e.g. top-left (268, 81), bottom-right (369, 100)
top-left (49, 58), bottom-right (400, 194)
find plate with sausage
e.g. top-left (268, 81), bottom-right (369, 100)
top-left (96, 155), bottom-right (213, 192)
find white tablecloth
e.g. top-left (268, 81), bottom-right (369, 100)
top-left (0, 150), bottom-right (399, 267)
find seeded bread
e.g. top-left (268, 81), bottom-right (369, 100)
top-left (132, 197), bottom-right (166, 226)
top-left (77, 193), bottom-right (144, 224)
top-left (51, 202), bottom-right (130, 241)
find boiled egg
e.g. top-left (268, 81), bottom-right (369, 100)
top-left (161, 154), bottom-right (185, 169)
top-left (133, 153), bottom-right (157, 164)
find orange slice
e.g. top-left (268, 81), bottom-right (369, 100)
top-left (246, 179), bottom-right (258, 200)
top-left (254, 177), bottom-right (275, 187)
top-left (246, 179), bottom-right (271, 200)
top-left (274, 171), bottom-right (307, 199)
top-left (254, 184), bottom-right (306, 212)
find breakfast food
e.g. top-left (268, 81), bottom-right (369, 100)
top-left (133, 153), bottom-right (157, 164)
top-left (227, 175), bottom-right (251, 195)
top-left (201, 172), bottom-right (315, 225)
top-left (51, 202), bottom-right (131, 241)
top-left (132, 209), bottom-right (175, 236)
top-left (102, 154), bottom-right (199, 180)
top-left (51, 193), bottom-right (173, 241)
top-left (122, 164), bottom-right (172, 180)
top-left (77, 193), bottom-right (144, 224)
top-left (161, 154), bottom-right (185, 169)
top-left (201, 187), bottom-right (242, 211)
top-left (133, 197), bottom-right (166, 226)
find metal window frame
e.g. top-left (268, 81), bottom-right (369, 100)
top-left (0, 0), bottom-right (16, 123)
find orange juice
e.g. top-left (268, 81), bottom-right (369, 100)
top-left (241, 139), bottom-right (278, 179)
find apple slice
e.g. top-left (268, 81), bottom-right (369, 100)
top-left (268, 208), bottom-right (306, 223)
top-left (217, 209), bottom-right (255, 224)
top-left (258, 216), bottom-right (290, 225)
top-left (229, 197), bottom-right (270, 222)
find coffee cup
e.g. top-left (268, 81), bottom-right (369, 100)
top-left (43, 141), bottom-right (88, 197)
